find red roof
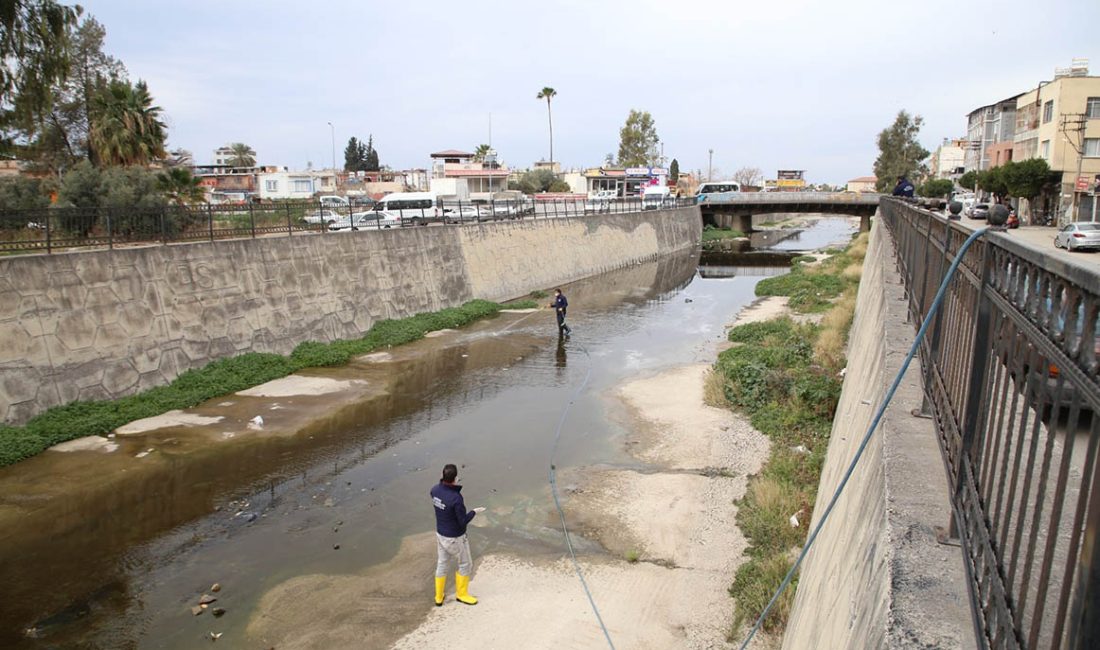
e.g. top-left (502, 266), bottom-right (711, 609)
top-left (848, 176), bottom-right (877, 183)
top-left (430, 149), bottom-right (474, 158)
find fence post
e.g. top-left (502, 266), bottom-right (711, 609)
top-left (249, 202), bottom-right (256, 238)
top-left (106, 207), bottom-right (113, 250)
top-left (208, 203), bottom-right (214, 241)
top-left (45, 208), bottom-right (52, 253)
top-left (286, 202), bottom-right (293, 236)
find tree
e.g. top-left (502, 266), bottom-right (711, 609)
top-left (604, 152), bottom-right (615, 166)
top-left (473, 143), bottom-right (491, 162)
top-left (89, 79), bottom-right (166, 166)
top-left (669, 159), bottom-right (680, 183)
top-left (617, 109), bottom-right (659, 168)
top-left (344, 136), bottom-right (365, 171)
top-left (958, 170), bottom-right (978, 191)
top-left (0, 175), bottom-right (52, 210)
top-left (1001, 158), bottom-right (1059, 204)
top-left (364, 135), bottom-right (379, 172)
top-left (512, 168), bottom-right (562, 194)
top-left (536, 87), bottom-right (556, 163)
top-left (732, 166), bottom-right (763, 189)
top-left (0, 0), bottom-right (82, 148)
top-left (157, 167), bottom-right (205, 205)
top-left (225, 142), bottom-right (255, 167)
top-left (872, 110), bottom-right (930, 193)
top-left (978, 166), bottom-right (1008, 201)
top-left (917, 178), bottom-right (954, 198)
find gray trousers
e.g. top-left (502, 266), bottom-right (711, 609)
top-left (436, 533), bottom-right (473, 577)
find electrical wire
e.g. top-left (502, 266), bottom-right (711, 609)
top-left (547, 334), bottom-right (616, 649)
top-left (738, 226), bottom-right (989, 649)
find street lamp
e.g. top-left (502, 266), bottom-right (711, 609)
top-left (708, 149), bottom-right (714, 181)
top-left (327, 121), bottom-right (336, 193)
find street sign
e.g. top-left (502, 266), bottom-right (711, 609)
top-left (1076, 176), bottom-right (1091, 192)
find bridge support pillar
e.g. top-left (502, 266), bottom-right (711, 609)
top-left (736, 213), bottom-right (754, 234)
top-left (860, 214), bottom-right (872, 233)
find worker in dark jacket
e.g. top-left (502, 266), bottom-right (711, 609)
top-left (549, 287), bottom-right (572, 336)
top-left (892, 176), bottom-right (915, 198)
top-left (431, 463), bottom-right (484, 606)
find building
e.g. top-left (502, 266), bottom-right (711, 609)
top-left (965, 95), bottom-right (1021, 171)
top-left (430, 150), bottom-right (510, 194)
top-left (1012, 60), bottom-right (1100, 221)
top-left (928, 139), bottom-right (967, 179)
top-left (846, 176), bottom-right (877, 193)
top-left (256, 170), bottom-right (320, 201)
top-left (579, 166), bottom-right (668, 197)
top-left (213, 145), bottom-right (257, 166)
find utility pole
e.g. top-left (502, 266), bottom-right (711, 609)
top-left (708, 149), bottom-right (714, 181)
top-left (327, 121), bottom-right (336, 193)
top-left (1060, 113), bottom-right (1087, 225)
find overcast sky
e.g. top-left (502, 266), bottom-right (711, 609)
top-left (83, 0), bottom-right (1099, 184)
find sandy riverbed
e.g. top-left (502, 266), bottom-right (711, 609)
top-left (246, 328), bottom-right (774, 649)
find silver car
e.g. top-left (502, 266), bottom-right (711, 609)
top-left (1054, 222), bottom-right (1100, 252)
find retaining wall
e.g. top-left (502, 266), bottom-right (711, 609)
top-left (781, 219), bottom-right (975, 649)
top-left (0, 208), bottom-right (699, 423)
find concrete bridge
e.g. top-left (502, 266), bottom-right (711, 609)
top-left (700, 192), bottom-right (880, 233)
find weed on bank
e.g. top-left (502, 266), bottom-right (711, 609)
top-left (0, 299), bottom-right (510, 467)
top-left (718, 233), bottom-right (867, 637)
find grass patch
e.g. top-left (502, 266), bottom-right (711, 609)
top-left (505, 299), bottom-right (540, 309)
top-left (0, 299), bottom-right (508, 468)
top-left (702, 225), bottom-right (746, 242)
top-left (625, 549), bottom-right (640, 564)
top-left (529, 289), bottom-right (548, 300)
top-left (719, 235), bottom-right (866, 639)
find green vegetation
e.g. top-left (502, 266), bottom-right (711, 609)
top-left (529, 289), bottom-right (548, 300)
top-left (719, 234), bottom-right (866, 637)
top-left (872, 110), bottom-right (929, 193)
top-left (701, 225), bottom-right (746, 243)
top-left (917, 178), bottom-right (954, 198)
top-left (617, 109), bottom-right (660, 168)
top-left (509, 168), bottom-right (570, 194)
top-left (625, 549), bottom-right (640, 564)
top-left (505, 299), bottom-right (540, 310)
top-left (0, 299), bottom-right (507, 467)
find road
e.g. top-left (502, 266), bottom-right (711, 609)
top-left (951, 216), bottom-right (1100, 272)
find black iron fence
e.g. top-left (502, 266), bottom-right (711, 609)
top-left (882, 197), bottom-right (1100, 649)
top-left (0, 196), bottom-right (695, 255)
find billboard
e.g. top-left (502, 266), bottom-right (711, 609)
top-left (777, 170), bottom-right (805, 181)
top-left (777, 179), bottom-right (806, 188)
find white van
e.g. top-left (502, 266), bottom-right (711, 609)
top-left (694, 182), bottom-right (741, 203)
top-left (372, 192), bottom-right (442, 224)
top-left (642, 185), bottom-right (671, 210)
top-left (318, 195), bottom-right (349, 207)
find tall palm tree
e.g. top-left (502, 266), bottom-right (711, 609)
top-left (536, 87), bottom-right (557, 164)
top-left (473, 143), bottom-right (491, 162)
top-left (227, 142), bottom-right (256, 167)
top-left (157, 167), bottom-right (205, 205)
top-left (89, 79), bottom-right (166, 166)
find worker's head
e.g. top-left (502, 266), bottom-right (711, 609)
top-left (554, 288), bottom-right (562, 296)
top-left (442, 463), bottom-right (458, 484)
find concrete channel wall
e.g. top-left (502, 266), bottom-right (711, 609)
top-left (0, 207), bottom-right (700, 424)
top-left (782, 220), bottom-right (976, 649)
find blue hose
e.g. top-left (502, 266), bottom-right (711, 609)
top-left (738, 226), bottom-right (989, 649)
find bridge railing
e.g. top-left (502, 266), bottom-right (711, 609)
top-left (881, 197), bottom-right (1100, 650)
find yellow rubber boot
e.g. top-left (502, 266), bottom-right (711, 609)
top-left (434, 576), bottom-right (446, 607)
top-left (455, 573), bottom-right (478, 605)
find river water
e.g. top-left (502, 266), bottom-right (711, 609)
top-left (0, 218), bottom-right (857, 649)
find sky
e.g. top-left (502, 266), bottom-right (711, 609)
top-left (82, 0), bottom-right (1100, 185)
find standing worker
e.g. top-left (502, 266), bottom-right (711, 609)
top-left (431, 463), bottom-right (485, 606)
top-left (549, 287), bottom-right (572, 337)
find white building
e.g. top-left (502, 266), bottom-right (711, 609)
top-left (256, 170), bottom-right (320, 200)
top-left (929, 138), bottom-right (967, 180)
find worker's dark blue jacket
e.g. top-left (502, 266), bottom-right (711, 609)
top-left (431, 481), bottom-right (476, 538)
top-left (892, 179), bottom-right (915, 197)
top-left (553, 294), bottom-right (568, 315)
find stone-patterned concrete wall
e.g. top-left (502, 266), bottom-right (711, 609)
top-left (0, 208), bottom-right (700, 424)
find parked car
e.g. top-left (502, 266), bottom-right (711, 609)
top-left (318, 195), bottom-right (350, 208)
top-left (1054, 222), bottom-right (1100, 251)
top-left (329, 211), bottom-right (400, 230)
top-left (303, 210), bottom-right (344, 225)
top-left (584, 190), bottom-right (616, 213)
top-left (968, 203), bottom-right (990, 219)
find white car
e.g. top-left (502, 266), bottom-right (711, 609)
top-left (1054, 222), bottom-right (1100, 251)
top-left (330, 211), bottom-right (401, 230)
top-left (584, 190), bottom-right (616, 213)
top-left (303, 210), bottom-right (344, 225)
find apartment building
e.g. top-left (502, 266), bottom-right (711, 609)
top-left (1013, 62), bottom-right (1100, 221)
top-left (966, 96), bottom-right (1021, 171)
top-left (929, 139), bottom-right (967, 179)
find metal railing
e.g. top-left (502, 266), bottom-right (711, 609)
top-left (881, 198), bottom-right (1100, 650)
top-left (0, 196), bottom-right (696, 255)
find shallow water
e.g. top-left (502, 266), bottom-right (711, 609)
top-left (0, 218), bottom-right (857, 649)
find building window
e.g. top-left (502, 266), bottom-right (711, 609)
top-left (292, 179), bottom-right (312, 193)
top-left (1043, 100), bottom-right (1054, 124)
top-left (265, 180), bottom-right (278, 191)
top-left (1084, 138), bottom-right (1100, 158)
top-left (1088, 97), bottom-right (1100, 119)
top-left (1041, 140), bottom-right (1050, 160)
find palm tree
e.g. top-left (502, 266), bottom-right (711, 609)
top-left (536, 87), bottom-right (557, 163)
top-left (226, 142), bottom-right (256, 167)
top-left (89, 79), bottom-right (167, 166)
top-left (473, 143), bottom-right (491, 162)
